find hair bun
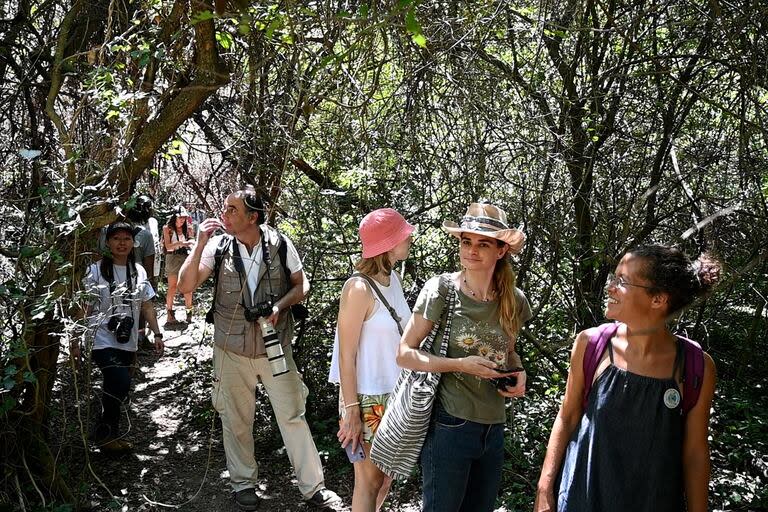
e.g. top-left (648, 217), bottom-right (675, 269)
top-left (694, 253), bottom-right (722, 294)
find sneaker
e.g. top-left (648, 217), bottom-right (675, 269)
top-left (305, 488), bottom-right (341, 510)
top-left (233, 488), bottom-right (260, 511)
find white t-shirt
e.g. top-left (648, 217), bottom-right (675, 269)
top-left (84, 262), bottom-right (155, 351)
top-left (200, 232), bottom-right (303, 304)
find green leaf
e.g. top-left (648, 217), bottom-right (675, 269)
top-left (216, 31), bottom-right (234, 50)
top-left (405, 8), bottom-right (420, 35)
top-left (359, 3), bottom-right (369, 17)
top-left (190, 10), bottom-right (216, 25)
top-left (0, 396), bottom-right (17, 415)
top-left (412, 33), bottom-right (427, 48)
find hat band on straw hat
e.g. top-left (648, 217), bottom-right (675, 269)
top-left (460, 215), bottom-right (509, 232)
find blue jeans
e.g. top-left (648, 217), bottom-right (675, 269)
top-left (92, 347), bottom-right (134, 440)
top-left (420, 405), bottom-right (505, 512)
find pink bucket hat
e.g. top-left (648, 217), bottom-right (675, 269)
top-left (359, 208), bottom-right (415, 258)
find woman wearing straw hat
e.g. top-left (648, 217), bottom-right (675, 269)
top-left (329, 208), bottom-right (415, 512)
top-left (163, 205), bottom-right (195, 325)
top-left (396, 202), bottom-right (532, 512)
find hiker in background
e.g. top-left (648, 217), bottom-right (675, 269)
top-left (163, 206), bottom-right (195, 325)
top-left (74, 222), bottom-right (164, 453)
top-left (176, 187), bottom-right (341, 511)
top-left (396, 202), bottom-right (532, 512)
top-left (535, 245), bottom-right (722, 512)
top-left (132, 195), bottom-right (162, 286)
top-left (329, 208), bottom-right (414, 512)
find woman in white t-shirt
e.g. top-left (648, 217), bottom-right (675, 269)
top-left (76, 222), bottom-right (164, 453)
top-left (329, 208), bottom-right (414, 512)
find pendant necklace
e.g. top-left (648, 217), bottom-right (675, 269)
top-left (462, 275), bottom-right (494, 302)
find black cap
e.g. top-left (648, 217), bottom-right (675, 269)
top-left (105, 221), bottom-right (136, 239)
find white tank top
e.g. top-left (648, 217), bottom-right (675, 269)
top-left (328, 271), bottom-right (411, 395)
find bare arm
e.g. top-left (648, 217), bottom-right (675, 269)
top-left (177, 218), bottom-right (220, 294)
top-left (682, 352), bottom-right (716, 512)
top-left (141, 300), bottom-right (164, 356)
top-left (143, 254), bottom-right (156, 289)
top-left (534, 330), bottom-right (591, 512)
top-left (336, 278), bottom-right (374, 452)
top-left (395, 312), bottom-right (500, 378)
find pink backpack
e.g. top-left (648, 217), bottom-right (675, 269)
top-left (581, 322), bottom-right (705, 416)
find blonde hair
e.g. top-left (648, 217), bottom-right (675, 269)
top-left (355, 252), bottom-right (393, 276)
top-left (493, 252), bottom-right (522, 345)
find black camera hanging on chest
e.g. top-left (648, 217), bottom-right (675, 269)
top-left (103, 260), bottom-right (136, 344)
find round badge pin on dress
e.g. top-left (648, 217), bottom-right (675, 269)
top-left (663, 388), bottom-right (681, 409)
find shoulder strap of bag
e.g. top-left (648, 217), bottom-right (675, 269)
top-left (205, 235), bottom-right (233, 322)
top-left (352, 272), bottom-right (403, 336)
top-left (419, 275), bottom-right (455, 356)
top-left (582, 322), bottom-right (620, 409)
top-left (678, 335), bottom-right (705, 416)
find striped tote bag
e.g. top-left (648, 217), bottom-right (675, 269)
top-left (369, 279), bottom-right (456, 480)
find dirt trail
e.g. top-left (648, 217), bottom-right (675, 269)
top-left (61, 313), bottom-right (420, 511)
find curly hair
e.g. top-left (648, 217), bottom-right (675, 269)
top-left (629, 245), bottom-right (722, 315)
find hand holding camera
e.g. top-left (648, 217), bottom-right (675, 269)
top-left (245, 300), bottom-right (289, 377)
top-left (490, 366), bottom-right (525, 391)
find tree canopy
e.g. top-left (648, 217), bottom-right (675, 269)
top-left (1, 0), bottom-right (766, 509)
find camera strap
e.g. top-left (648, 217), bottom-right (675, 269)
top-left (230, 237), bottom-right (256, 310)
top-left (103, 260), bottom-right (136, 317)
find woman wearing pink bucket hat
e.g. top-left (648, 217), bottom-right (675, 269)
top-left (396, 201), bottom-right (532, 512)
top-left (329, 208), bottom-right (414, 512)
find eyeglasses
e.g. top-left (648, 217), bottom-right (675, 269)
top-left (606, 273), bottom-right (653, 290)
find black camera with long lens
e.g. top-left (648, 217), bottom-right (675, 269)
top-left (243, 300), bottom-right (274, 322)
top-left (107, 315), bottom-right (134, 344)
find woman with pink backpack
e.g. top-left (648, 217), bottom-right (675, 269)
top-left (535, 245), bottom-right (721, 512)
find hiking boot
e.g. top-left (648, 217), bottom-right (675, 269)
top-left (233, 488), bottom-right (260, 511)
top-left (305, 488), bottom-right (341, 510)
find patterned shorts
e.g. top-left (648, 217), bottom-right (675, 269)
top-left (338, 392), bottom-right (390, 443)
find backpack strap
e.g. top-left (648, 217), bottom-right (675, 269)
top-left (678, 336), bottom-right (705, 416)
top-left (205, 235), bottom-right (233, 323)
top-left (277, 233), bottom-right (291, 283)
top-left (582, 322), bottom-right (620, 410)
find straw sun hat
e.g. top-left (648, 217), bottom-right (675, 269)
top-left (442, 202), bottom-right (526, 254)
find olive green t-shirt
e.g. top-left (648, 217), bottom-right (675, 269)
top-left (413, 273), bottom-right (532, 424)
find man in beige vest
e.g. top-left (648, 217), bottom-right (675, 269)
top-left (178, 187), bottom-right (340, 511)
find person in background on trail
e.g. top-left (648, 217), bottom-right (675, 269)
top-left (131, 194), bottom-right (162, 285)
top-left (163, 206), bottom-right (195, 326)
top-left (127, 195), bottom-right (160, 348)
top-left (396, 202), bottom-right (532, 512)
top-left (534, 245), bottom-right (722, 512)
top-left (72, 221), bottom-right (164, 453)
top-left (176, 187), bottom-right (342, 511)
top-left (329, 208), bottom-right (415, 512)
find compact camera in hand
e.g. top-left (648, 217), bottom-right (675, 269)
top-left (491, 366), bottom-right (524, 390)
top-left (107, 315), bottom-right (134, 344)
